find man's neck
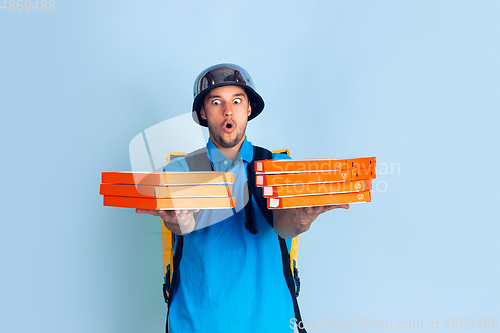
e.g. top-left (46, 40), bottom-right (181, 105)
top-left (210, 136), bottom-right (245, 162)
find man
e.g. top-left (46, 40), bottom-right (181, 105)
top-left (136, 64), bottom-right (349, 332)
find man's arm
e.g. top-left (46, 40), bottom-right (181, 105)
top-left (268, 152), bottom-right (349, 238)
top-left (273, 204), bottom-right (349, 239)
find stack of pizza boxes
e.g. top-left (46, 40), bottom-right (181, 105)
top-left (254, 157), bottom-right (376, 209)
top-left (100, 171), bottom-right (235, 210)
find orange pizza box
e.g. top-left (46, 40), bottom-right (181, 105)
top-left (254, 157), bottom-right (376, 174)
top-left (267, 190), bottom-right (371, 209)
top-left (351, 167), bottom-right (376, 181)
top-left (103, 195), bottom-right (235, 210)
top-left (262, 180), bottom-right (372, 197)
top-left (101, 171), bottom-right (235, 186)
top-left (100, 183), bottom-right (233, 198)
top-left (255, 167), bottom-right (376, 186)
top-left (345, 157), bottom-right (376, 170)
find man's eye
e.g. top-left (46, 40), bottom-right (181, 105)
top-left (234, 98), bottom-right (242, 104)
top-left (212, 100), bottom-right (221, 105)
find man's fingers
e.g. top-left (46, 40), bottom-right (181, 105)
top-left (175, 209), bottom-right (200, 214)
top-left (298, 204), bottom-right (350, 219)
top-left (159, 210), bottom-right (179, 222)
top-left (135, 209), bottom-right (179, 223)
top-left (135, 208), bottom-right (160, 216)
top-left (301, 206), bottom-right (328, 216)
top-left (327, 204), bottom-right (350, 211)
top-left (136, 208), bottom-right (199, 228)
top-left (164, 209), bottom-right (200, 224)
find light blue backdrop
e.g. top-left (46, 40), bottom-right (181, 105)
top-left (1, 1), bottom-right (499, 332)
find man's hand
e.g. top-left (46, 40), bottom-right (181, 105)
top-left (135, 209), bottom-right (200, 236)
top-left (295, 204), bottom-right (349, 226)
top-left (273, 204), bottom-right (349, 239)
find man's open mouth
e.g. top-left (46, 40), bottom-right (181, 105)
top-left (223, 121), bottom-right (235, 133)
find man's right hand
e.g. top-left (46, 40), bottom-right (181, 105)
top-left (135, 209), bottom-right (199, 235)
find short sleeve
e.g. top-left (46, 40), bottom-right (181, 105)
top-left (163, 157), bottom-right (189, 172)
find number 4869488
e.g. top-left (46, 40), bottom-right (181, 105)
top-left (1, 0), bottom-right (56, 11)
top-left (443, 318), bottom-right (498, 330)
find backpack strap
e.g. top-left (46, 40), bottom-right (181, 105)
top-left (165, 235), bottom-right (183, 332)
top-left (245, 146), bottom-right (274, 230)
top-left (279, 236), bottom-right (306, 332)
top-left (185, 147), bottom-right (213, 171)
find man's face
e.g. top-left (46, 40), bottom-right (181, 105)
top-left (200, 85), bottom-right (252, 149)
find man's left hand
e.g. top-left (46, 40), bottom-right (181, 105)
top-left (273, 204), bottom-right (349, 239)
top-left (295, 204), bottom-right (350, 227)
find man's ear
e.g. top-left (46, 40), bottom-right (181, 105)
top-left (200, 107), bottom-right (207, 120)
top-left (247, 103), bottom-right (252, 117)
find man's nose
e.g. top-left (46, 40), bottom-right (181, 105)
top-left (223, 103), bottom-right (233, 116)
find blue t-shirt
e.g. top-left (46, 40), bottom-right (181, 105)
top-left (164, 137), bottom-right (295, 333)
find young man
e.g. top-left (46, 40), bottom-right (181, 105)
top-left (136, 64), bottom-right (349, 332)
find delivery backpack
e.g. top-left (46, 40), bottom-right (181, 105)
top-left (161, 145), bottom-right (306, 333)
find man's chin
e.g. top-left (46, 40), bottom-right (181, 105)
top-left (215, 134), bottom-right (241, 149)
top-left (218, 139), bottom-right (239, 149)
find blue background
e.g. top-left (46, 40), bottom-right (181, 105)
top-left (1, 1), bottom-right (499, 332)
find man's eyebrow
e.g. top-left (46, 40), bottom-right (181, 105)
top-left (206, 93), bottom-right (247, 99)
